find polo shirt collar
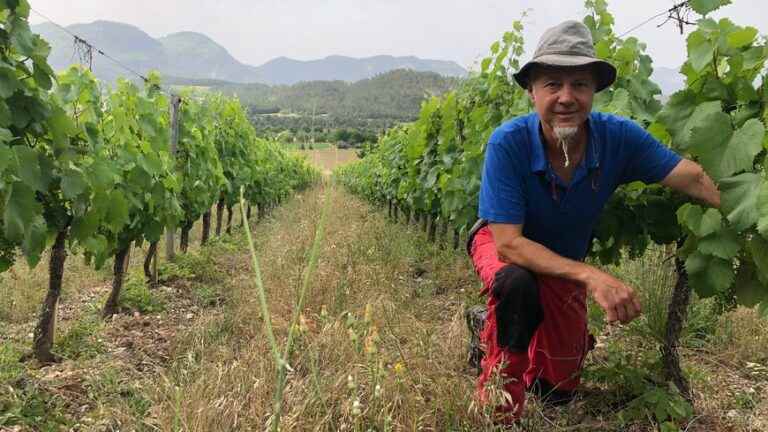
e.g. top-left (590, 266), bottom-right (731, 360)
top-left (528, 113), bottom-right (600, 174)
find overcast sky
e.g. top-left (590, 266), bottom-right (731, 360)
top-left (28, 0), bottom-right (767, 70)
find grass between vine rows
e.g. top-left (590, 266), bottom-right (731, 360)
top-left (1, 177), bottom-right (767, 429)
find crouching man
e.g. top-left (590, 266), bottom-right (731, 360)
top-left (468, 20), bottom-right (720, 423)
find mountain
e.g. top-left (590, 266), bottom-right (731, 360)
top-left (158, 32), bottom-right (262, 83)
top-left (253, 55), bottom-right (467, 85)
top-left (31, 20), bottom-right (467, 85)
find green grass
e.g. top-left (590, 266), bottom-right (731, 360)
top-left (119, 273), bottom-right (166, 314)
top-left (0, 345), bottom-right (72, 430)
top-left (56, 309), bottom-right (105, 360)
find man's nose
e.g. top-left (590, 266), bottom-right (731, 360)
top-left (557, 85), bottom-right (576, 104)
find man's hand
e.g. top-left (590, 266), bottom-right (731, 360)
top-left (580, 266), bottom-right (642, 324)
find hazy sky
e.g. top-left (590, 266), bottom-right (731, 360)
top-left (28, 0), bottom-right (767, 70)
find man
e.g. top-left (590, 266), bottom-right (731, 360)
top-left (467, 20), bottom-right (720, 422)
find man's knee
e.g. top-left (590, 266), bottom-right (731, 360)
top-left (492, 264), bottom-right (543, 352)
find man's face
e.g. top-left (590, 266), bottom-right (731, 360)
top-left (527, 66), bottom-right (596, 133)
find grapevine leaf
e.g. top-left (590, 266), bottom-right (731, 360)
top-left (105, 191), bottom-right (130, 233)
top-left (747, 235), bottom-right (768, 285)
top-left (690, 116), bottom-right (764, 180)
top-left (665, 100), bottom-right (720, 151)
top-left (689, 0), bottom-right (731, 16)
top-left (83, 234), bottom-right (109, 269)
top-left (0, 68), bottom-right (21, 98)
top-left (720, 173), bottom-right (762, 232)
top-left (733, 263), bottom-right (768, 307)
top-left (697, 227), bottom-right (741, 260)
top-left (3, 182), bottom-right (42, 243)
top-left (759, 302), bottom-right (768, 319)
top-left (647, 122), bottom-right (671, 144)
top-left (676, 203), bottom-right (722, 237)
top-left (71, 211), bottom-right (99, 241)
top-left (13, 145), bottom-right (48, 192)
top-left (757, 180), bottom-right (768, 238)
top-left (685, 252), bottom-right (734, 298)
top-left (0, 128), bottom-right (12, 144)
top-left (61, 170), bottom-right (87, 199)
top-left (0, 145), bottom-right (11, 173)
top-left (687, 31), bottom-right (715, 72)
top-left (21, 218), bottom-right (47, 268)
top-left (726, 27), bottom-right (758, 49)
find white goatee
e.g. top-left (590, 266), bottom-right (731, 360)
top-left (553, 126), bottom-right (578, 167)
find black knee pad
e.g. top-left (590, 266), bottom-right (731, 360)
top-left (492, 265), bottom-right (543, 352)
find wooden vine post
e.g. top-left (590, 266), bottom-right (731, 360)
top-left (165, 95), bottom-right (182, 261)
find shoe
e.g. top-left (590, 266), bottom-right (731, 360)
top-left (465, 305), bottom-right (488, 375)
top-left (527, 378), bottom-right (575, 406)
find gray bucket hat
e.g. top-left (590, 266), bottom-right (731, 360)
top-left (513, 20), bottom-right (617, 92)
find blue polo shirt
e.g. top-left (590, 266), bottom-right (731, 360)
top-left (478, 111), bottom-right (682, 261)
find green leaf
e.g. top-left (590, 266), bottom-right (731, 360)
top-left (21, 218), bottom-right (47, 268)
top-left (0, 145), bottom-right (11, 173)
top-left (0, 128), bottom-right (13, 144)
top-left (689, 0), bottom-right (731, 15)
top-left (698, 228), bottom-right (741, 260)
top-left (3, 182), bottom-right (42, 243)
top-left (690, 116), bottom-right (764, 180)
top-left (759, 302), bottom-right (768, 319)
top-left (61, 170), bottom-right (87, 199)
top-left (747, 235), bottom-right (768, 286)
top-left (71, 211), bottom-right (99, 241)
top-left (481, 57), bottom-right (492, 73)
top-left (0, 67), bottom-right (21, 98)
top-left (105, 191), bottom-right (130, 233)
top-left (88, 159), bottom-right (117, 191)
top-left (720, 173), bottom-right (762, 232)
top-left (13, 145), bottom-right (48, 192)
top-left (686, 252), bottom-right (734, 298)
top-left (727, 27), bottom-right (758, 49)
top-left (757, 180), bottom-right (768, 238)
top-left (32, 61), bottom-right (52, 90)
top-left (687, 31), bottom-right (715, 72)
top-left (679, 101), bottom-right (722, 151)
top-left (676, 203), bottom-right (722, 237)
top-left (733, 263), bottom-right (768, 307)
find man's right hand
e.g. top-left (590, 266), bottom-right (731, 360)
top-left (579, 266), bottom-right (642, 324)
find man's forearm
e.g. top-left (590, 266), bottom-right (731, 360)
top-left (495, 235), bottom-right (589, 284)
top-left (662, 159), bottom-right (721, 208)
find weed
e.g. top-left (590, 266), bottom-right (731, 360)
top-left (0, 378), bottom-right (71, 430)
top-left (0, 341), bottom-right (24, 382)
top-left (191, 283), bottom-right (225, 307)
top-left (119, 273), bottom-right (165, 314)
top-left (584, 343), bottom-right (693, 431)
top-left (56, 311), bottom-right (105, 360)
top-left (159, 249), bottom-right (221, 284)
top-left (84, 368), bottom-right (152, 419)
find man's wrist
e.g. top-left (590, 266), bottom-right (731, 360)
top-left (564, 261), bottom-right (592, 287)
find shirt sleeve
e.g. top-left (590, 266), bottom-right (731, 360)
top-left (478, 129), bottom-right (526, 224)
top-left (620, 119), bottom-right (682, 185)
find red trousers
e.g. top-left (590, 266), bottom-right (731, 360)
top-left (470, 226), bottom-right (592, 419)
